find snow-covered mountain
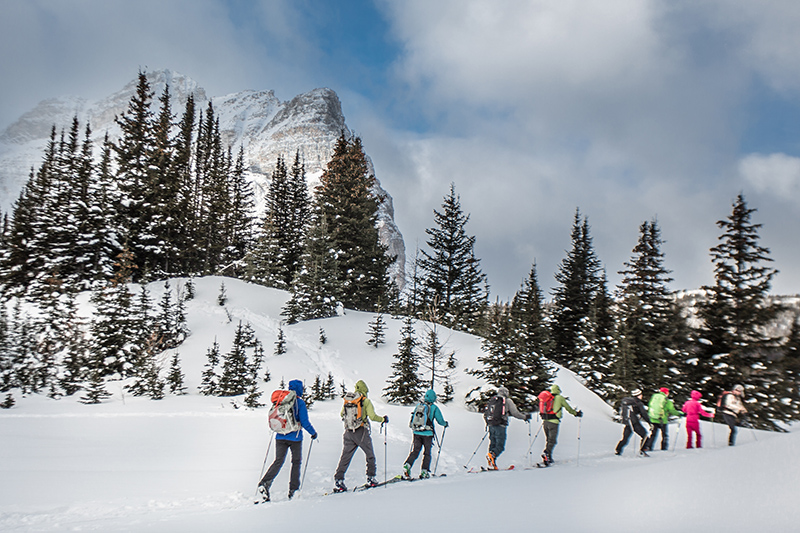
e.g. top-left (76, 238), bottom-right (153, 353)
top-left (0, 70), bottom-right (406, 288)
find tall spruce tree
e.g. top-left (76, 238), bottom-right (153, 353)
top-left (696, 194), bottom-right (783, 429)
top-left (550, 209), bottom-right (603, 369)
top-left (414, 183), bottom-right (488, 333)
top-left (312, 133), bottom-right (393, 311)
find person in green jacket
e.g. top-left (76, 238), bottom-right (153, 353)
top-left (333, 380), bottom-right (388, 492)
top-left (644, 387), bottom-right (682, 451)
top-left (541, 384), bottom-right (582, 466)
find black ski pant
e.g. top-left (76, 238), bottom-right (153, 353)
top-left (259, 439), bottom-right (302, 492)
top-left (543, 420), bottom-right (560, 460)
top-left (404, 433), bottom-right (434, 472)
top-left (616, 421), bottom-right (648, 455)
top-left (723, 413), bottom-right (738, 445)
top-left (335, 426), bottom-right (377, 480)
top-left (645, 422), bottom-right (669, 451)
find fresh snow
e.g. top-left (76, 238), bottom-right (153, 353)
top-left (0, 276), bottom-right (797, 532)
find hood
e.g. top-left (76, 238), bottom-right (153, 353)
top-left (355, 380), bottom-right (369, 396)
top-left (424, 389), bottom-right (437, 403)
top-left (691, 390), bottom-right (702, 400)
top-left (289, 379), bottom-right (304, 397)
top-left (550, 385), bottom-right (561, 395)
top-left (497, 386), bottom-right (509, 398)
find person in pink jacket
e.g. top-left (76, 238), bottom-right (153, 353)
top-left (681, 390), bottom-right (714, 448)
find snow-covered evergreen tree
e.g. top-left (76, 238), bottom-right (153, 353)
top-left (383, 316), bottom-right (424, 404)
top-left (366, 311), bottom-right (387, 348)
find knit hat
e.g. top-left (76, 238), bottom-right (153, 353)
top-left (631, 388), bottom-right (642, 397)
top-left (660, 387), bottom-right (670, 395)
top-left (690, 390), bottom-right (702, 400)
top-left (733, 384), bottom-right (744, 394)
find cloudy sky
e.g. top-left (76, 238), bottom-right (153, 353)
top-left (2, 0), bottom-right (800, 300)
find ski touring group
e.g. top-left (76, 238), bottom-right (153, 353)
top-left (254, 378), bottom-right (751, 502)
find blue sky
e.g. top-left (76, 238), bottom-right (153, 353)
top-left (2, 0), bottom-right (800, 299)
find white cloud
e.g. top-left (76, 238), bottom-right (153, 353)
top-left (739, 152), bottom-right (800, 198)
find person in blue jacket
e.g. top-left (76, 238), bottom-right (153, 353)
top-left (402, 389), bottom-right (448, 479)
top-left (258, 379), bottom-right (317, 502)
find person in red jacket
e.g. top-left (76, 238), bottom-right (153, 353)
top-left (681, 390), bottom-right (714, 448)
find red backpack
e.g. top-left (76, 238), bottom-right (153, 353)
top-left (538, 390), bottom-right (555, 415)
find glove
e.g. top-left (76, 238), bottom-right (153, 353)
top-left (383, 415), bottom-right (389, 423)
top-left (525, 413), bottom-right (532, 422)
top-left (311, 433), bottom-right (318, 440)
top-left (444, 421), bottom-right (449, 428)
top-left (576, 410), bottom-right (583, 418)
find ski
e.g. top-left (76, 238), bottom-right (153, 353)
top-left (324, 473), bottom-right (447, 495)
top-left (467, 465), bottom-right (515, 473)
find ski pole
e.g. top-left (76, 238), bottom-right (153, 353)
top-left (525, 420), bottom-right (544, 457)
top-left (576, 417), bottom-right (582, 467)
top-left (253, 432), bottom-right (275, 500)
top-left (381, 419), bottom-right (388, 484)
top-left (671, 419), bottom-right (682, 452)
top-left (433, 426), bottom-right (447, 475)
top-left (299, 438), bottom-right (314, 491)
top-left (464, 429), bottom-right (489, 469)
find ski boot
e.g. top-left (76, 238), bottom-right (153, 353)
top-left (419, 469), bottom-right (430, 479)
top-left (402, 463), bottom-right (412, 479)
top-left (257, 483), bottom-right (270, 502)
top-left (333, 479), bottom-right (348, 493)
top-left (366, 476), bottom-right (380, 487)
top-left (486, 452), bottom-right (498, 470)
top-left (639, 449), bottom-right (650, 457)
top-left (288, 489), bottom-right (295, 500)
top-left (541, 452), bottom-right (552, 466)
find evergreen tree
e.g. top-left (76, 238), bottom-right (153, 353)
top-left (217, 321), bottom-right (262, 397)
top-left (696, 194), bottom-right (783, 429)
top-left (79, 366), bottom-right (111, 405)
top-left (313, 133), bottom-right (393, 311)
top-left (199, 338), bottom-right (221, 396)
top-left (383, 316), bottom-right (424, 404)
top-left (417, 315), bottom-right (457, 402)
top-left (550, 209), bottom-right (603, 368)
top-left (274, 325), bottom-right (287, 356)
top-left (167, 353), bottom-right (187, 395)
top-left (366, 311), bottom-right (387, 348)
top-left (415, 183), bottom-right (488, 333)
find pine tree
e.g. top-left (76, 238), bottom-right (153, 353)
top-left (383, 316), bottom-right (424, 404)
top-left (696, 194), bottom-right (783, 429)
top-left (414, 183), bottom-right (488, 333)
top-left (218, 321), bottom-right (262, 397)
top-left (274, 325), bottom-right (287, 356)
top-left (166, 353), bottom-right (187, 395)
top-left (366, 311), bottom-right (387, 348)
top-left (199, 338), bottom-right (221, 396)
top-left (313, 133), bottom-right (393, 311)
top-left (417, 313), bottom-right (457, 401)
top-left (550, 209), bottom-right (603, 368)
top-left (79, 366), bottom-right (111, 404)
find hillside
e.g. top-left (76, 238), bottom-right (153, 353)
top-left (0, 277), bottom-right (797, 532)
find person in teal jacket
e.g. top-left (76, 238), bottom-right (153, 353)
top-left (403, 389), bottom-right (448, 479)
top-left (541, 384), bottom-right (582, 466)
top-left (644, 387), bottom-right (682, 451)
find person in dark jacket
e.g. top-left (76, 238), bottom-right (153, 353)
top-left (615, 388), bottom-right (650, 456)
top-left (484, 386), bottom-right (531, 469)
top-left (257, 379), bottom-right (317, 502)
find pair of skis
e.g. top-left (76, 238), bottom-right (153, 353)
top-left (467, 465), bottom-right (515, 473)
top-left (324, 472), bottom-right (446, 496)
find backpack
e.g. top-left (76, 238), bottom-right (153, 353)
top-left (409, 402), bottom-right (434, 432)
top-left (538, 390), bottom-right (555, 417)
top-left (342, 391), bottom-right (365, 431)
top-left (483, 395), bottom-right (506, 426)
top-left (716, 391), bottom-right (731, 412)
top-left (268, 389), bottom-right (301, 434)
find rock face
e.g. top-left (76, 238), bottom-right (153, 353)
top-left (0, 70), bottom-right (406, 289)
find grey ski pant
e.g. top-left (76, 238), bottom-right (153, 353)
top-left (259, 439), bottom-right (302, 491)
top-left (334, 426), bottom-right (377, 480)
top-left (543, 420), bottom-right (559, 459)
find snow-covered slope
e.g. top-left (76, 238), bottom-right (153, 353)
top-left (0, 70), bottom-right (406, 288)
top-left (0, 277), bottom-right (796, 532)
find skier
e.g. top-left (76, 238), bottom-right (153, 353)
top-left (540, 384), bottom-right (582, 466)
top-left (484, 386), bottom-right (531, 469)
top-left (257, 379), bottom-right (317, 502)
top-left (403, 389), bottom-right (448, 479)
top-left (681, 390), bottom-right (714, 449)
top-left (644, 387), bottom-right (681, 452)
top-left (332, 380), bottom-right (388, 492)
top-left (615, 388), bottom-right (650, 456)
top-left (719, 384), bottom-right (748, 446)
